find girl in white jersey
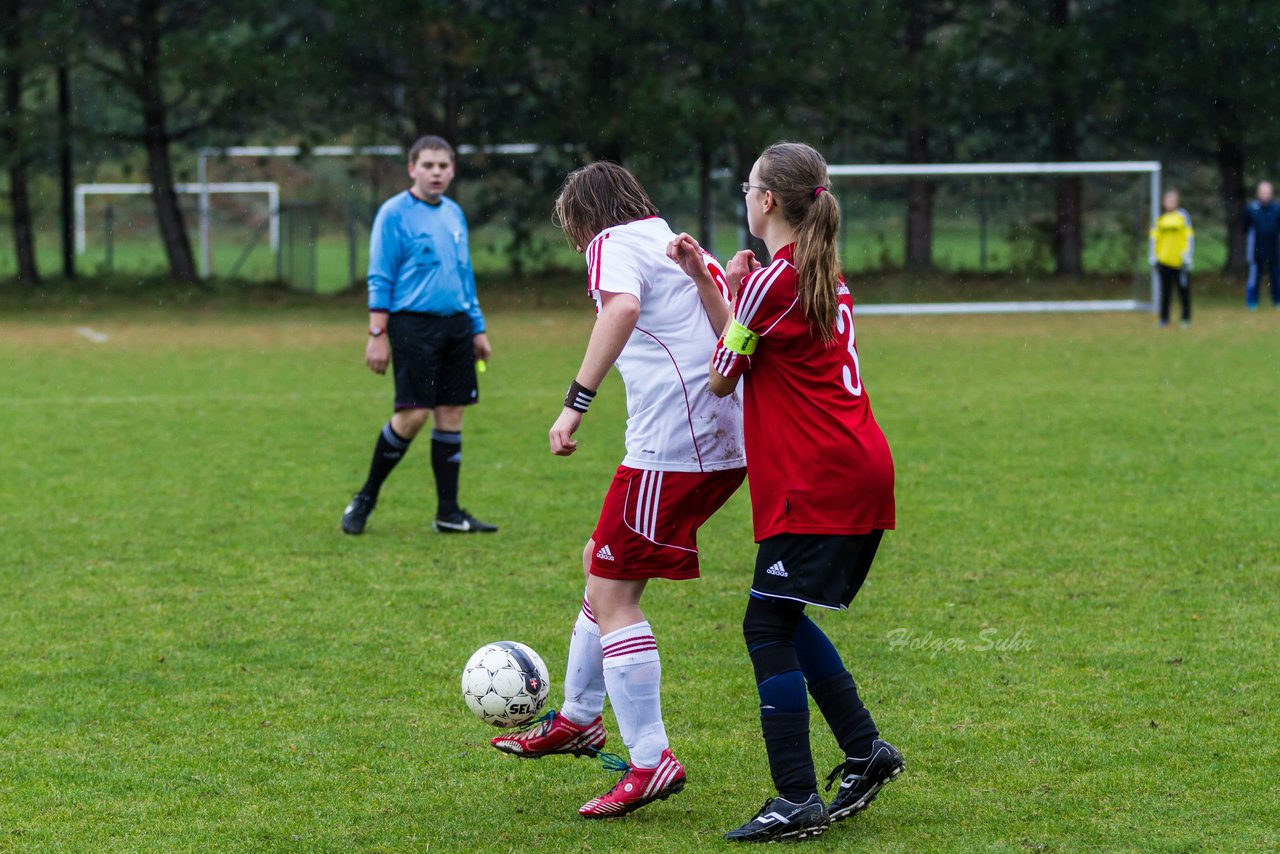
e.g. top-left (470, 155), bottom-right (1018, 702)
top-left (491, 162), bottom-right (746, 819)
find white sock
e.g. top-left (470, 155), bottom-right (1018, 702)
top-left (601, 620), bottom-right (668, 768)
top-left (560, 595), bottom-right (605, 727)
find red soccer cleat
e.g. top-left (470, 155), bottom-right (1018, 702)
top-left (491, 710), bottom-right (607, 758)
top-left (579, 748), bottom-right (686, 818)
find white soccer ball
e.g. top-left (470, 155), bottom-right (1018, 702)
top-left (461, 641), bottom-right (550, 728)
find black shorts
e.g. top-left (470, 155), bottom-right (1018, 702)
top-left (751, 530), bottom-right (885, 610)
top-left (388, 312), bottom-right (478, 410)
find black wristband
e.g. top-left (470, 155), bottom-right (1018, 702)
top-left (565, 380), bottom-right (597, 413)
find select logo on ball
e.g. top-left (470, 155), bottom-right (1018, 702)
top-left (461, 641), bottom-right (551, 728)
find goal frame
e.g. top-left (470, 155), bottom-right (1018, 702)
top-left (194, 143), bottom-right (543, 278)
top-left (822, 161), bottom-right (1162, 316)
top-left (75, 182), bottom-right (280, 257)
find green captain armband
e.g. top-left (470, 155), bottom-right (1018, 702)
top-left (723, 319), bottom-right (760, 355)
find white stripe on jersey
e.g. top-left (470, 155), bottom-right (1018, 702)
top-left (734, 267), bottom-right (770, 328)
top-left (714, 259), bottom-right (793, 377)
top-left (715, 338), bottom-right (738, 376)
top-left (737, 259), bottom-right (790, 328)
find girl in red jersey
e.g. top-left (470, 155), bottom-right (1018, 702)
top-left (669, 142), bottom-right (903, 843)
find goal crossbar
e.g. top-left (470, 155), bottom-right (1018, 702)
top-left (816, 161), bottom-right (1160, 316)
top-left (854, 299), bottom-right (1147, 316)
top-left (75, 181), bottom-right (280, 256)
top-left (828, 161), bottom-right (1160, 177)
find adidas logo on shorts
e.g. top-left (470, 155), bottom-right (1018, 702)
top-left (766, 561), bottom-right (788, 578)
top-left (596, 545), bottom-right (616, 561)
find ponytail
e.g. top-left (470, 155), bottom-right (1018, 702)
top-left (793, 187), bottom-right (841, 342)
top-left (757, 143), bottom-right (842, 342)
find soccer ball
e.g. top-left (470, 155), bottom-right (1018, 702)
top-left (461, 641), bottom-right (550, 728)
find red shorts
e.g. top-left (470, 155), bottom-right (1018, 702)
top-left (589, 465), bottom-right (746, 581)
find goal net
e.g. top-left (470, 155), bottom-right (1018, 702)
top-left (75, 182), bottom-right (279, 277)
top-left (743, 161), bottom-right (1161, 316)
top-left (194, 143), bottom-right (552, 291)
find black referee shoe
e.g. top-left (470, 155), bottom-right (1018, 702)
top-left (825, 739), bottom-right (905, 822)
top-left (724, 793), bottom-right (830, 843)
top-left (432, 508), bottom-right (498, 534)
top-left (341, 493), bottom-right (376, 535)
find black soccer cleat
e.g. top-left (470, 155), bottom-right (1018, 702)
top-left (724, 793), bottom-right (830, 843)
top-left (341, 493), bottom-right (376, 535)
top-left (432, 508), bottom-right (498, 534)
top-left (825, 738), bottom-right (905, 822)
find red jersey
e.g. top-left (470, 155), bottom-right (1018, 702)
top-left (711, 244), bottom-right (895, 541)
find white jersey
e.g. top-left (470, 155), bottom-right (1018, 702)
top-left (585, 217), bottom-right (745, 473)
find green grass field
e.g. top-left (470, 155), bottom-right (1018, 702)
top-left (1, 292), bottom-right (1278, 852)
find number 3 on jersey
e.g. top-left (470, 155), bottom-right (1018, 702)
top-left (835, 302), bottom-right (863, 397)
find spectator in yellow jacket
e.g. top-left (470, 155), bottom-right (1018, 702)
top-left (1149, 189), bottom-right (1195, 327)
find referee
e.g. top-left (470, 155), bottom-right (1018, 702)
top-left (342, 135), bottom-right (497, 535)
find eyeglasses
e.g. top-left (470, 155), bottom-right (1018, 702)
top-left (741, 183), bottom-right (769, 196)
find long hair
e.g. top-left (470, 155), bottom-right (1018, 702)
top-left (757, 142), bottom-right (841, 342)
top-left (554, 162), bottom-right (659, 251)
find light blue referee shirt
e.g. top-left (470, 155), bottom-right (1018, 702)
top-left (367, 190), bottom-right (486, 334)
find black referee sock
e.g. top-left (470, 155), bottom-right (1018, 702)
top-left (760, 710), bottom-right (818, 801)
top-left (360, 421), bottom-right (412, 501)
top-left (431, 430), bottom-right (462, 517)
top-left (808, 671), bottom-right (878, 760)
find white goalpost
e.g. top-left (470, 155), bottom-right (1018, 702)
top-left (821, 160), bottom-right (1162, 316)
top-left (75, 181), bottom-right (280, 256)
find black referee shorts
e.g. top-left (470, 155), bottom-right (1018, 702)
top-left (751, 530), bottom-right (885, 610)
top-left (388, 312), bottom-right (478, 410)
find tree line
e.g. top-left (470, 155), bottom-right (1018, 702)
top-left (1, 0), bottom-right (1276, 284)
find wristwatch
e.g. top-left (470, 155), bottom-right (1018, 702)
top-left (369, 324), bottom-right (385, 338)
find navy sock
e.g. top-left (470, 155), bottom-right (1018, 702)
top-left (431, 429), bottom-right (462, 516)
top-left (360, 422), bottom-right (411, 500)
top-left (794, 615), bottom-right (845, 683)
top-left (757, 669), bottom-right (808, 716)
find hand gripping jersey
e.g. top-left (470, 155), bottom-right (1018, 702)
top-left (711, 244), bottom-right (895, 540)
top-left (584, 217), bottom-right (745, 473)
